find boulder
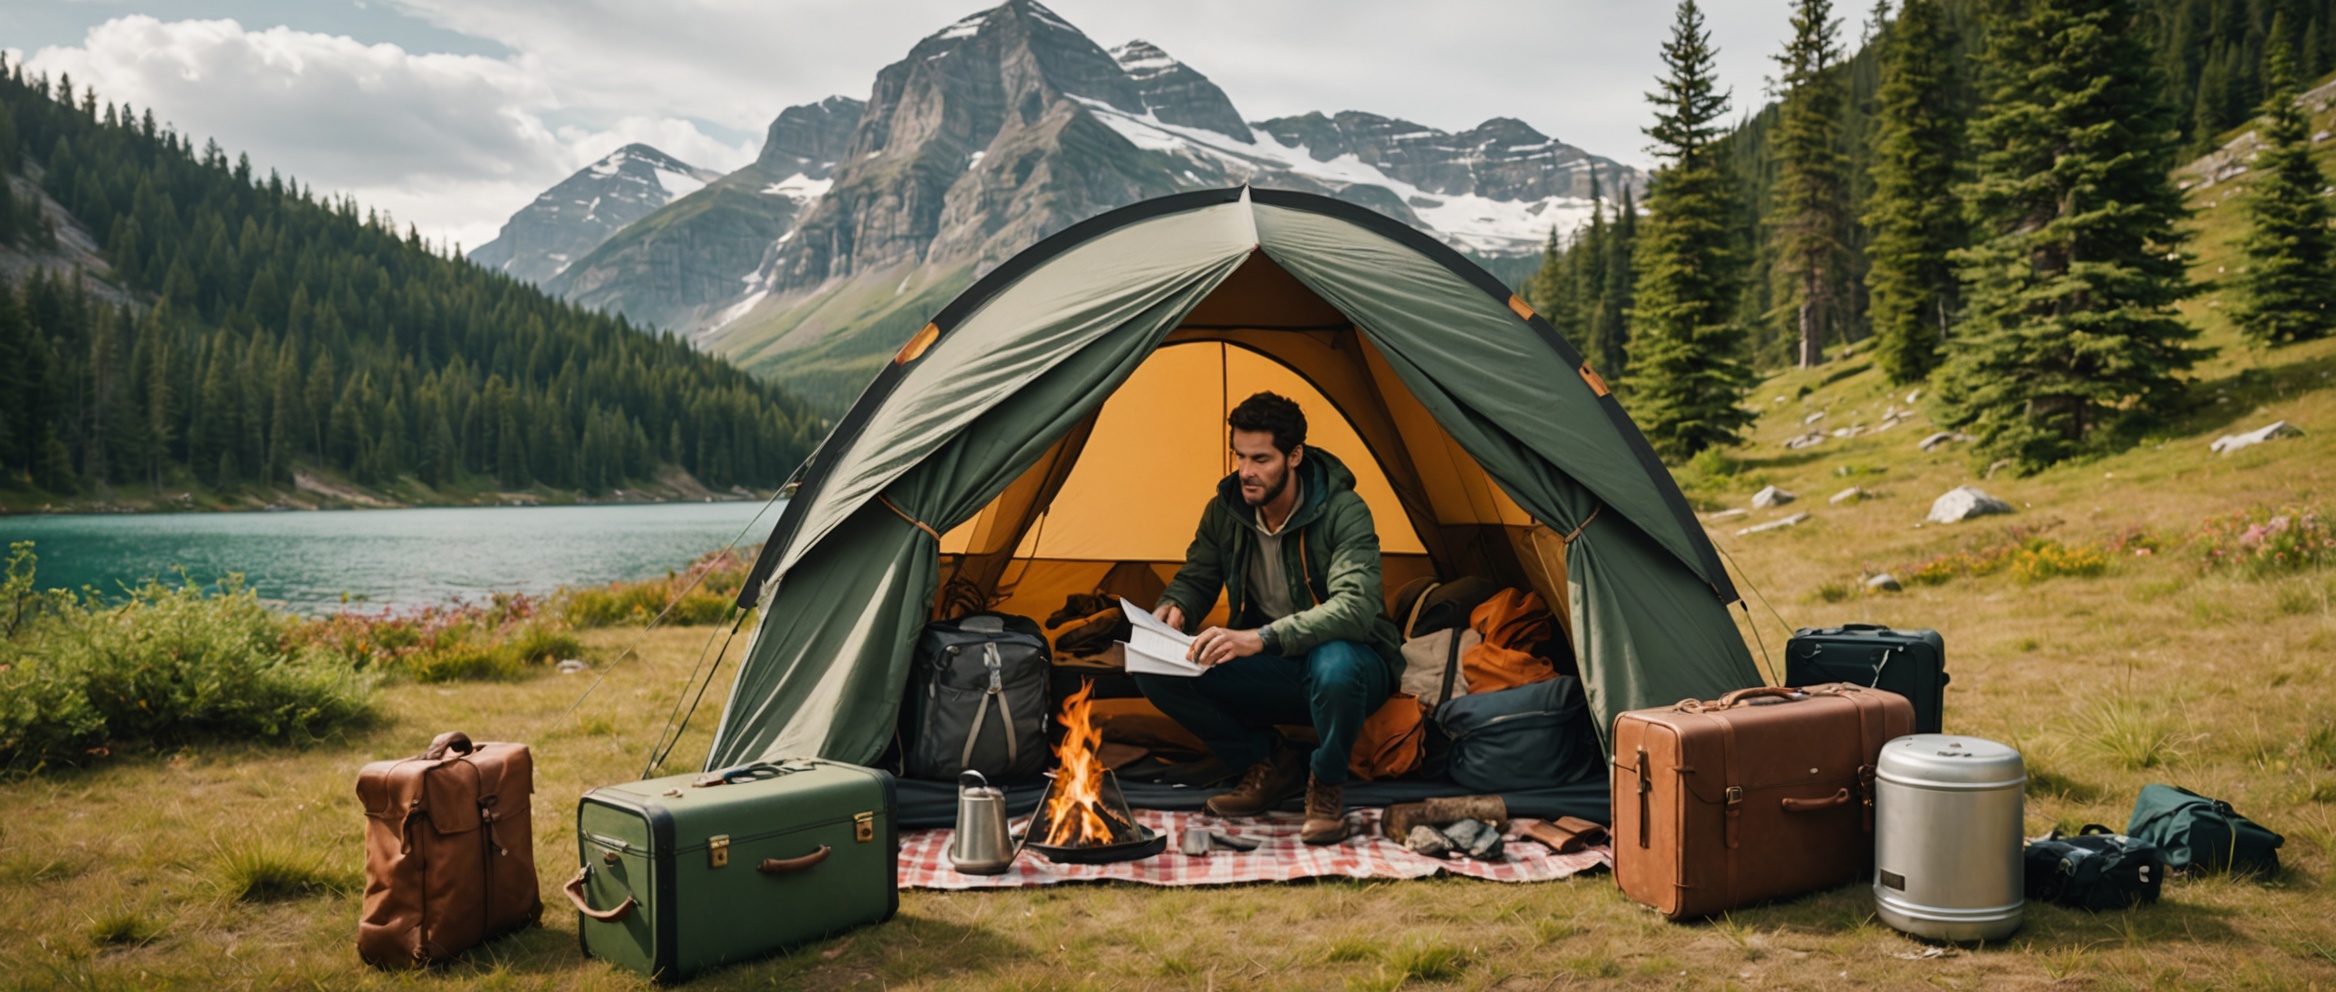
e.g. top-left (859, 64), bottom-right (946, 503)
top-left (1784, 432), bottom-right (1827, 449)
top-left (1830, 486), bottom-right (1867, 505)
top-left (2209, 420), bottom-right (2304, 455)
top-left (1752, 485), bottom-right (1798, 508)
top-left (1804, 410), bottom-right (1827, 425)
top-left (1705, 507), bottom-right (1749, 522)
top-left (1919, 431), bottom-right (1975, 452)
top-left (1831, 425), bottom-right (1865, 439)
top-left (1865, 573), bottom-right (1903, 593)
top-left (1927, 486), bottom-right (2015, 524)
top-left (1737, 512), bottom-right (1811, 536)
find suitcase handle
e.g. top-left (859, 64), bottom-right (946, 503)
top-left (564, 866), bottom-right (636, 922)
top-left (425, 731), bottom-right (474, 760)
top-left (758, 845), bottom-right (833, 874)
top-left (1678, 686), bottom-right (1800, 712)
top-left (1781, 788), bottom-right (1851, 812)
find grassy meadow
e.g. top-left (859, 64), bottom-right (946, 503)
top-left (7, 167), bottom-right (2336, 992)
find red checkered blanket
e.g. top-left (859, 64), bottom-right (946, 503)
top-left (899, 808), bottom-right (1611, 889)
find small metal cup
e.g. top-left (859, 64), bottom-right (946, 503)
top-left (948, 770), bottom-right (1017, 875)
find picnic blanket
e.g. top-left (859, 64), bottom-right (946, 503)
top-left (900, 808), bottom-right (1611, 889)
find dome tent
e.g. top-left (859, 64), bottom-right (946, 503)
top-left (709, 187), bottom-right (1760, 784)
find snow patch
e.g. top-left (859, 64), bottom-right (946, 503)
top-left (709, 288), bottom-right (770, 334)
top-left (653, 166), bottom-right (706, 199)
top-left (760, 173), bottom-right (833, 202)
top-left (935, 11), bottom-right (987, 40)
top-left (1070, 96), bottom-right (1598, 254)
top-left (967, 150), bottom-right (987, 169)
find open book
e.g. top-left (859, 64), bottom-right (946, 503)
top-left (1117, 597), bottom-right (1208, 678)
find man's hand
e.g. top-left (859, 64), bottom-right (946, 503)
top-left (1187, 627), bottom-right (1264, 667)
top-left (1153, 602), bottom-right (1185, 631)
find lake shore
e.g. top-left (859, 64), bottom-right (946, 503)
top-left (0, 465), bottom-right (779, 516)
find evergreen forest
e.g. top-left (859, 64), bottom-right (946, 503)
top-left (0, 60), bottom-right (825, 507)
top-left (1531, 0), bottom-right (2336, 470)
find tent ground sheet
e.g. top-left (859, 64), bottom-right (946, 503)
top-left (899, 808), bottom-right (1611, 889)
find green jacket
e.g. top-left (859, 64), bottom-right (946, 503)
top-left (1157, 448), bottom-right (1405, 679)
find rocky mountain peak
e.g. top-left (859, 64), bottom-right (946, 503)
top-left (1110, 39), bottom-right (1251, 142)
top-left (469, 143), bottom-right (719, 285)
top-left (757, 95), bottom-right (865, 178)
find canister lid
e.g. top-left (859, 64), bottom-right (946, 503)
top-left (1876, 734), bottom-right (2025, 788)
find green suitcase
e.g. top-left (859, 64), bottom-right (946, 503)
top-left (569, 760), bottom-right (897, 982)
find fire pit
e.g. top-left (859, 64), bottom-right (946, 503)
top-left (1020, 682), bottom-right (1165, 865)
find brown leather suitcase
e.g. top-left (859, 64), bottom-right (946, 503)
top-left (356, 731), bottom-right (542, 967)
top-left (1611, 684), bottom-right (1913, 920)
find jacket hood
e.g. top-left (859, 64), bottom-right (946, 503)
top-left (1213, 446), bottom-right (1358, 531)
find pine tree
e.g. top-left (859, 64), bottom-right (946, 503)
top-left (1936, 0), bottom-right (2209, 472)
top-left (2230, 20), bottom-right (2336, 346)
top-left (1626, 0), bottom-right (1757, 460)
top-left (1769, 0), bottom-right (1854, 369)
top-left (1862, 0), bottom-right (1965, 384)
top-left (1598, 182), bottom-right (1638, 378)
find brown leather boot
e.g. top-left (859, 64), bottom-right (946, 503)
top-left (1204, 747), bottom-right (1305, 818)
top-left (1300, 775), bottom-right (1351, 845)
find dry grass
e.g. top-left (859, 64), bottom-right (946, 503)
top-left (9, 190), bottom-right (2336, 992)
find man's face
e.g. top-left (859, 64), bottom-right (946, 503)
top-left (1230, 429), bottom-right (1300, 507)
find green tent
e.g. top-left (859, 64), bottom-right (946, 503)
top-left (709, 187), bottom-right (1758, 771)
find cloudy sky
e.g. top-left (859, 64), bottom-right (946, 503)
top-left (12, 0), bottom-right (1811, 251)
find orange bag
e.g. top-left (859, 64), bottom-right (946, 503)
top-left (1460, 588), bottom-right (1558, 693)
top-left (1347, 692), bottom-right (1428, 780)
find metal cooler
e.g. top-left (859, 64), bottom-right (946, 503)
top-left (1873, 735), bottom-right (2025, 941)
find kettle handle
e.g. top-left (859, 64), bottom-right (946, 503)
top-left (959, 769), bottom-right (990, 791)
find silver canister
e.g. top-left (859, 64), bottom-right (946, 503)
top-left (948, 770), bottom-right (1016, 875)
top-left (1874, 735), bottom-right (2025, 941)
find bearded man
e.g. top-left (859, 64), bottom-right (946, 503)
top-left (1137, 391), bottom-right (1403, 844)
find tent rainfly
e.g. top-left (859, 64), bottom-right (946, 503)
top-left (708, 187), bottom-right (1761, 772)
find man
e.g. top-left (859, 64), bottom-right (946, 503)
top-left (1137, 392), bottom-right (1404, 845)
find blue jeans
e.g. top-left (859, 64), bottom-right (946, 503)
top-left (1131, 639), bottom-right (1392, 786)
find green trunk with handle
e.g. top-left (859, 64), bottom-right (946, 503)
top-left (570, 760), bottom-right (897, 982)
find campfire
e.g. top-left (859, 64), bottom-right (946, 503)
top-left (1025, 681), bottom-right (1164, 864)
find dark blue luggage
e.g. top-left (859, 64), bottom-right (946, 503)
top-left (1785, 624), bottom-right (1948, 734)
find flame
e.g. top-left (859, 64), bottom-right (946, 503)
top-left (1041, 680), bottom-right (1123, 847)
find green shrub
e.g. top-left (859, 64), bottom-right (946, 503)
top-left (0, 545), bottom-right (376, 773)
top-left (562, 547), bottom-right (749, 628)
top-left (290, 591), bottom-right (583, 683)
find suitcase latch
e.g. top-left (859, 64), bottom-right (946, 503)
top-left (708, 834), bottom-right (731, 868)
top-left (1725, 786), bottom-right (1743, 806)
top-left (854, 811), bottom-right (875, 843)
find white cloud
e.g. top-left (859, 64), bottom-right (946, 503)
top-left (22, 14), bottom-right (767, 248)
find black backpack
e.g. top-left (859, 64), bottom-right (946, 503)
top-left (2023, 826), bottom-right (2164, 910)
top-left (903, 613), bottom-right (1050, 782)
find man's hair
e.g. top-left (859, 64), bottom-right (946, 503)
top-left (1227, 391), bottom-right (1307, 455)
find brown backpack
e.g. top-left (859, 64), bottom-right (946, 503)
top-left (355, 731), bottom-right (541, 967)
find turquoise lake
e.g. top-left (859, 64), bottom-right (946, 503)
top-left (1, 500), bottom-right (787, 615)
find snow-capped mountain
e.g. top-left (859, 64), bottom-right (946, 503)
top-left (469, 144), bottom-right (721, 285)
top-left (499, 0), bottom-right (1640, 410)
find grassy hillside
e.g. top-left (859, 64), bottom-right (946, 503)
top-left (2, 118), bottom-right (2334, 991)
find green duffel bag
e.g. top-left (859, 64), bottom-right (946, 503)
top-left (572, 760), bottom-right (897, 982)
top-left (2125, 783), bottom-right (2283, 876)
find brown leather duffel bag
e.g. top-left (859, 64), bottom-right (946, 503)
top-left (356, 731), bottom-right (541, 967)
top-left (1612, 684), bottom-right (1913, 920)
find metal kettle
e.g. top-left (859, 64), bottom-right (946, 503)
top-left (948, 770), bottom-right (1017, 875)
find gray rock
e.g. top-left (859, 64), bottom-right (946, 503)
top-left (1906, 389), bottom-right (1922, 404)
top-left (1405, 824), bottom-right (1453, 858)
top-left (1704, 507), bottom-right (1749, 522)
top-left (1737, 512), bottom-right (1812, 536)
top-left (1927, 486), bottom-right (2015, 524)
top-left (1829, 486), bottom-right (1866, 505)
top-left (1804, 410), bottom-right (1827, 425)
top-left (1865, 573), bottom-right (1903, 592)
top-left (1752, 485), bottom-right (1798, 508)
top-left (1784, 432), bottom-right (1827, 449)
top-left (1919, 431), bottom-right (1975, 452)
top-left (2209, 420), bottom-right (2304, 455)
top-left (1830, 425), bottom-right (1865, 439)
top-left (556, 658), bottom-right (591, 674)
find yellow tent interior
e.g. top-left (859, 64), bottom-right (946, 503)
top-left (931, 250), bottom-right (1576, 642)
